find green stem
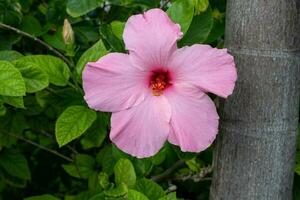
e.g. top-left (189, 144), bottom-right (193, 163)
top-left (8, 132), bottom-right (73, 162)
top-left (40, 130), bottom-right (78, 154)
top-left (151, 160), bottom-right (185, 182)
top-left (0, 22), bottom-right (72, 66)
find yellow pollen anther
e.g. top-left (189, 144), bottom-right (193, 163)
top-left (151, 74), bottom-right (167, 96)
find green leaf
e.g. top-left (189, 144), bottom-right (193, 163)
top-left (80, 112), bottom-right (108, 150)
top-left (109, 0), bottom-right (160, 7)
top-left (20, 15), bottom-right (43, 36)
top-left (89, 193), bottom-right (105, 200)
top-left (111, 21), bottom-right (125, 40)
top-left (55, 106), bottom-right (97, 147)
top-left (135, 178), bottom-right (165, 200)
top-left (0, 61), bottom-right (26, 96)
top-left (80, 127), bottom-right (106, 149)
top-left (0, 31), bottom-right (21, 50)
top-left (62, 164), bottom-right (81, 179)
top-left (205, 9), bottom-right (225, 43)
top-left (0, 50), bottom-right (23, 61)
top-left (185, 157), bottom-right (202, 172)
top-left (80, 126), bottom-right (107, 150)
top-left (98, 172), bottom-right (110, 190)
top-left (42, 26), bottom-right (67, 53)
top-left (296, 164), bottom-right (300, 176)
top-left (114, 158), bottom-right (136, 188)
top-left (76, 39), bottom-right (107, 80)
top-left (173, 145), bottom-right (198, 161)
top-left (297, 124), bottom-right (300, 150)
top-left (14, 55), bottom-right (70, 86)
top-left (151, 147), bottom-right (167, 165)
top-left (88, 171), bottom-right (101, 191)
top-left (167, 0), bottom-right (194, 34)
top-left (99, 24), bottom-right (124, 52)
top-left (0, 168), bottom-right (27, 188)
top-left (179, 5), bottom-right (213, 46)
top-left (23, 95), bottom-right (43, 115)
top-left (0, 151), bottom-right (31, 180)
top-left (205, 18), bottom-right (225, 43)
top-left (194, 0), bottom-right (209, 14)
top-left (0, 127), bottom-right (16, 149)
top-left (127, 189), bottom-right (149, 200)
top-left (73, 190), bottom-right (100, 200)
top-left (0, 96), bottom-right (24, 108)
top-left (133, 159), bottom-right (153, 177)
top-left (74, 154), bottom-right (95, 178)
top-left (73, 26), bottom-right (100, 45)
top-left (104, 182), bottom-right (128, 197)
top-left (0, 0), bottom-right (23, 25)
top-left (158, 193), bottom-right (177, 200)
top-left (96, 145), bottom-right (116, 176)
top-left (112, 144), bottom-right (131, 161)
top-left (62, 154), bottom-right (95, 179)
top-left (19, 0), bottom-right (32, 12)
top-left (66, 0), bottom-right (104, 18)
top-left (0, 111), bottom-right (28, 138)
top-left (24, 194), bottom-right (60, 200)
top-left (35, 88), bottom-right (83, 116)
top-left (14, 60), bottom-right (49, 93)
top-left (0, 103), bottom-right (6, 116)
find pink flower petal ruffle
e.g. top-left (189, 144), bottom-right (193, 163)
top-left (110, 95), bottom-right (171, 158)
top-left (83, 53), bottom-right (147, 112)
top-left (165, 85), bottom-right (219, 152)
top-left (168, 44), bottom-right (237, 98)
top-left (124, 8), bottom-right (183, 69)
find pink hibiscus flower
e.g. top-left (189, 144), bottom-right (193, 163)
top-left (83, 8), bottom-right (237, 158)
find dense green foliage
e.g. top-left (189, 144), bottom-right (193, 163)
top-left (0, 0), bottom-right (299, 199)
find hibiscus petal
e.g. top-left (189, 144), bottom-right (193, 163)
top-left (110, 95), bottom-right (171, 158)
top-left (82, 53), bottom-right (147, 112)
top-left (165, 85), bottom-right (219, 152)
top-left (123, 8), bottom-right (183, 69)
top-left (168, 44), bottom-right (237, 98)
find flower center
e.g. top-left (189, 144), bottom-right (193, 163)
top-left (149, 70), bottom-right (171, 96)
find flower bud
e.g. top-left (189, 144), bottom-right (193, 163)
top-left (62, 19), bottom-right (74, 45)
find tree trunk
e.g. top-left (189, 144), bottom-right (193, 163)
top-left (210, 1), bottom-right (300, 199)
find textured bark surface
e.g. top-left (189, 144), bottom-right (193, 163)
top-left (210, 1), bottom-right (300, 200)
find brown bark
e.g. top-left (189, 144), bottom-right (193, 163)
top-left (210, 1), bottom-right (300, 199)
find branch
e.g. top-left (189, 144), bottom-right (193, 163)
top-left (8, 132), bottom-right (73, 162)
top-left (151, 160), bottom-right (185, 182)
top-left (41, 130), bottom-right (78, 154)
top-left (151, 160), bottom-right (213, 183)
top-left (173, 165), bottom-right (213, 182)
top-left (0, 22), bottom-right (72, 66)
top-left (39, 131), bottom-right (82, 178)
